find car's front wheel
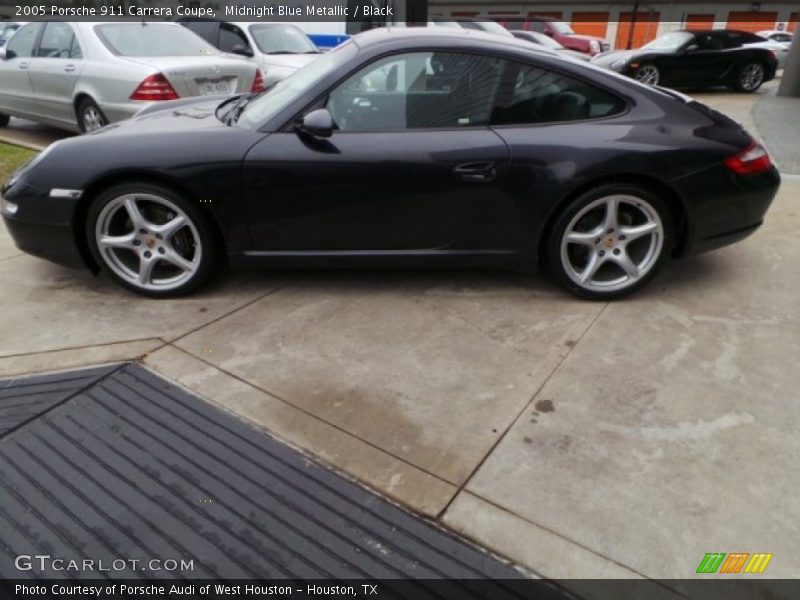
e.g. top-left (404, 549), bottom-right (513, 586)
top-left (733, 62), bottom-right (765, 92)
top-left (546, 184), bottom-right (673, 300)
top-left (86, 183), bottom-right (218, 297)
top-left (77, 97), bottom-right (108, 133)
top-left (634, 64), bottom-right (660, 86)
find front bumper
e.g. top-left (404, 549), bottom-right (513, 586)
top-left (1, 178), bottom-right (87, 269)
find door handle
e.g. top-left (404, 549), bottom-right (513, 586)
top-left (18, 62), bottom-right (29, 70)
top-left (64, 64), bottom-right (76, 73)
top-left (453, 161), bottom-right (497, 183)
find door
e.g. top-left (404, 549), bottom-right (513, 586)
top-left (726, 11), bottom-right (778, 33)
top-left (684, 14), bottom-right (715, 31)
top-left (571, 12), bottom-right (609, 39)
top-left (29, 22), bottom-right (85, 125)
top-left (668, 32), bottom-right (731, 86)
top-left (243, 51), bottom-right (512, 252)
top-left (616, 12), bottom-right (661, 49)
top-left (0, 22), bottom-right (42, 118)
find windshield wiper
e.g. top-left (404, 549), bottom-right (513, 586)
top-left (227, 87), bottom-right (274, 125)
top-left (215, 94), bottom-right (247, 123)
top-left (266, 51), bottom-right (295, 55)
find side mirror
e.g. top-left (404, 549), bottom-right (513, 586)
top-left (296, 108), bottom-right (334, 138)
top-left (232, 44), bottom-right (254, 58)
top-left (0, 47), bottom-right (8, 60)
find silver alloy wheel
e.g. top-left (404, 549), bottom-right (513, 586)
top-left (560, 194), bottom-right (664, 293)
top-left (739, 63), bottom-right (764, 91)
top-left (94, 193), bottom-right (201, 292)
top-left (635, 65), bottom-right (659, 86)
top-left (82, 106), bottom-right (105, 132)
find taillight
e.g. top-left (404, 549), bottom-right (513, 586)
top-left (251, 69), bottom-right (265, 93)
top-left (130, 73), bottom-right (179, 101)
top-left (724, 142), bottom-right (772, 175)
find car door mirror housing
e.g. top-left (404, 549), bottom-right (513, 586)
top-left (296, 109), bottom-right (334, 138)
top-left (0, 47), bottom-right (10, 60)
top-left (232, 44), bottom-right (254, 58)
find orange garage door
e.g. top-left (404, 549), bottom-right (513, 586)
top-left (685, 14), bottom-right (714, 30)
top-left (726, 11), bottom-right (778, 32)
top-left (616, 12), bottom-right (661, 49)
top-left (789, 12), bottom-right (798, 33)
top-left (571, 12), bottom-right (609, 38)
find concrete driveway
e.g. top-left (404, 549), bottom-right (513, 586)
top-left (1, 84), bottom-right (797, 589)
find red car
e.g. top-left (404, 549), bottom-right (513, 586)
top-left (499, 16), bottom-right (610, 56)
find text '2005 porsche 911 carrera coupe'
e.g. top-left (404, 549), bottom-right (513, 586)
top-left (1, 28), bottom-right (781, 300)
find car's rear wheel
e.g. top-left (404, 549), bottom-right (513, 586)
top-left (0, 113), bottom-right (9, 128)
top-left (77, 97), bottom-right (108, 133)
top-left (634, 64), bottom-right (660, 86)
top-left (86, 183), bottom-right (217, 297)
top-left (733, 62), bottom-right (765, 92)
top-left (546, 184), bottom-right (673, 300)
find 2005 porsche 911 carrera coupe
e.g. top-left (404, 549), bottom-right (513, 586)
top-left (1, 28), bottom-right (781, 300)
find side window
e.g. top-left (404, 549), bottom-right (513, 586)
top-left (183, 21), bottom-right (219, 47)
top-left (326, 51), bottom-right (504, 131)
top-left (722, 32), bottom-right (744, 48)
top-left (70, 34), bottom-right (83, 60)
top-left (491, 62), bottom-right (625, 126)
top-left (37, 23), bottom-right (78, 59)
top-left (697, 33), bottom-right (725, 51)
top-left (6, 23), bottom-right (41, 58)
top-left (219, 24), bottom-right (249, 53)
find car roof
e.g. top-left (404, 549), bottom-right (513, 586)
top-left (352, 26), bottom-right (556, 56)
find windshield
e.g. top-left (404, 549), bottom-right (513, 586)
top-left (95, 23), bottom-right (218, 57)
top-left (237, 41), bottom-right (358, 130)
top-left (0, 24), bottom-right (19, 42)
top-left (550, 21), bottom-right (575, 35)
top-left (248, 24), bottom-right (319, 54)
top-left (642, 31), bottom-right (694, 51)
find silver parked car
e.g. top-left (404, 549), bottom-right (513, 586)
top-left (180, 20), bottom-right (321, 87)
top-left (0, 21), bottom-right (262, 133)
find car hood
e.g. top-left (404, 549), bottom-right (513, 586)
top-left (260, 53), bottom-right (319, 69)
top-left (591, 50), bottom-right (636, 67)
top-left (565, 33), bottom-right (607, 43)
top-left (89, 97), bottom-right (231, 138)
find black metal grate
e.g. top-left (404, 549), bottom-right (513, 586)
top-left (0, 363), bottom-right (536, 591)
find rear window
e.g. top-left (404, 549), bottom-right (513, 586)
top-left (95, 23), bottom-right (219, 57)
top-left (248, 24), bottom-right (318, 54)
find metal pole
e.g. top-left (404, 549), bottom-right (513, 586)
top-left (627, 0), bottom-right (642, 50)
top-left (778, 13), bottom-right (800, 97)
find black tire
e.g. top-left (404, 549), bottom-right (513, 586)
top-left (77, 97), bottom-right (108, 133)
top-left (633, 63), bottom-right (660, 86)
top-left (545, 183), bottom-right (674, 301)
top-left (732, 61), bottom-right (765, 93)
top-left (0, 113), bottom-right (9, 128)
top-left (86, 182), bottom-right (218, 297)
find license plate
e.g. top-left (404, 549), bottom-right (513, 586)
top-left (198, 79), bottom-right (231, 96)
